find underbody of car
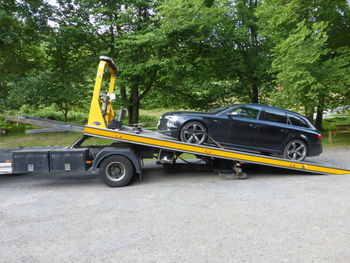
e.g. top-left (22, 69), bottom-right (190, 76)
top-left (157, 104), bottom-right (323, 161)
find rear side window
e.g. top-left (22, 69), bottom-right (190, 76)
top-left (264, 109), bottom-right (287, 124)
top-left (288, 115), bottom-right (309, 128)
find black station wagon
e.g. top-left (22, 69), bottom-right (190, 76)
top-left (157, 104), bottom-right (323, 161)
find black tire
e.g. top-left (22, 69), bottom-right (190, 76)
top-left (180, 121), bottom-right (207, 145)
top-left (283, 139), bottom-right (308, 161)
top-left (99, 155), bottom-right (134, 187)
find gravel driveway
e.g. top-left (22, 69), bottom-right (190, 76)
top-left (0, 147), bottom-right (349, 263)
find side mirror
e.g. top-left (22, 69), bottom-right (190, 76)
top-left (227, 111), bottom-right (239, 117)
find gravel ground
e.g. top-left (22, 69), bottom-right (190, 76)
top-left (0, 147), bottom-right (349, 263)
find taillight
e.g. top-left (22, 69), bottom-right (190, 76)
top-left (317, 133), bottom-right (322, 140)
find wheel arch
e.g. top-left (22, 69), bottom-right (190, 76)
top-left (282, 132), bottom-right (310, 152)
top-left (98, 155), bottom-right (135, 187)
top-left (283, 136), bottom-right (309, 158)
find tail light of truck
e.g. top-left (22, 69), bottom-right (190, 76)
top-left (317, 133), bottom-right (322, 140)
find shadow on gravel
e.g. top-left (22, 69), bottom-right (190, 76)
top-left (140, 162), bottom-right (323, 185)
top-left (0, 172), bottom-right (103, 188)
top-left (0, 162), bottom-right (325, 188)
top-left (243, 164), bottom-right (322, 178)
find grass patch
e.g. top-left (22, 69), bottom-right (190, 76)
top-left (0, 108), bottom-right (176, 148)
top-left (0, 132), bottom-right (112, 148)
top-left (0, 132), bottom-right (198, 161)
top-left (1, 108), bottom-right (349, 149)
top-left (322, 132), bottom-right (350, 149)
top-left (322, 109), bottom-right (350, 148)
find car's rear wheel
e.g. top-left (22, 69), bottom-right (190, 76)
top-left (180, 121), bottom-right (207, 144)
top-left (283, 139), bottom-right (307, 161)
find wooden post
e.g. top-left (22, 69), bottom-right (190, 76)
top-left (328, 130), bottom-right (332, 143)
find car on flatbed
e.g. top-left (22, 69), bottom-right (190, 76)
top-left (157, 104), bottom-right (323, 161)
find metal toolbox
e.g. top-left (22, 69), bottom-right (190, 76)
top-left (13, 149), bottom-right (50, 173)
top-left (50, 148), bottom-right (89, 172)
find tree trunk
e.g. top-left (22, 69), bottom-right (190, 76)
top-left (315, 96), bottom-right (325, 130)
top-left (315, 105), bottom-right (323, 130)
top-left (61, 101), bottom-right (69, 122)
top-left (128, 86), bottom-right (140, 124)
top-left (131, 100), bottom-right (140, 124)
top-left (127, 105), bottom-right (133, 125)
top-left (128, 100), bottom-right (140, 124)
top-left (251, 78), bottom-right (259, 103)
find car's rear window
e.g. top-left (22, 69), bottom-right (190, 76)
top-left (288, 115), bottom-right (309, 128)
top-left (264, 109), bottom-right (287, 124)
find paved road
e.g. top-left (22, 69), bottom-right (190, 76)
top-left (0, 148), bottom-right (349, 263)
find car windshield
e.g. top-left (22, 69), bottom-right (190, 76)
top-left (207, 105), bottom-right (231, 114)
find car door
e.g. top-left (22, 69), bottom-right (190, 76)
top-left (206, 114), bottom-right (232, 144)
top-left (259, 108), bottom-right (290, 150)
top-left (223, 105), bottom-right (262, 148)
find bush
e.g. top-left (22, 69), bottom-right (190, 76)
top-left (0, 103), bottom-right (161, 133)
top-left (0, 104), bottom-right (90, 133)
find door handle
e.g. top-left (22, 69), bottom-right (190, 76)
top-left (249, 124), bottom-right (258, 129)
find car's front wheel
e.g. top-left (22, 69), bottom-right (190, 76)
top-left (283, 139), bottom-right (307, 161)
top-left (180, 121), bottom-right (207, 144)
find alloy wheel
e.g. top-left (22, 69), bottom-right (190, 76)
top-left (181, 122), bottom-right (207, 144)
top-left (286, 141), bottom-right (307, 161)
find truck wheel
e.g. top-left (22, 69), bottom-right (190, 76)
top-left (99, 155), bottom-right (134, 187)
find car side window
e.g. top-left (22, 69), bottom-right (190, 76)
top-left (232, 106), bottom-right (261, 120)
top-left (264, 109), bottom-right (287, 124)
top-left (288, 115), bottom-right (309, 128)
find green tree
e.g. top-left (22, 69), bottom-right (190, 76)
top-left (44, 27), bottom-right (94, 121)
top-left (53, 0), bottom-right (161, 124)
top-left (152, 0), bottom-right (226, 109)
top-left (0, 0), bottom-right (50, 111)
top-left (215, 0), bottom-right (272, 104)
top-left (257, 0), bottom-right (350, 129)
top-left (154, 0), bottom-right (272, 110)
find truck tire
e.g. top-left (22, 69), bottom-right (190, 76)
top-left (99, 155), bottom-right (134, 187)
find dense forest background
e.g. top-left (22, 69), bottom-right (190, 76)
top-left (1, 0), bottom-right (350, 129)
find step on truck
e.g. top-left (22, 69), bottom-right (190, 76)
top-left (0, 56), bottom-right (349, 187)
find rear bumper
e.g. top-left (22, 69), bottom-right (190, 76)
top-left (308, 142), bottom-right (323, 157)
top-left (0, 162), bottom-right (12, 174)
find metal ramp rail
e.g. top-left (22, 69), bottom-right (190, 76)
top-left (5, 116), bottom-right (84, 133)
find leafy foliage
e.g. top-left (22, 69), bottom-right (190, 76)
top-left (257, 0), bottom-right (350, 128)
top-left (0, 0), bottom-right (349, 129)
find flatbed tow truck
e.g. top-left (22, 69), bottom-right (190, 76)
top-left (0, 57), bottom-right (349, 187)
